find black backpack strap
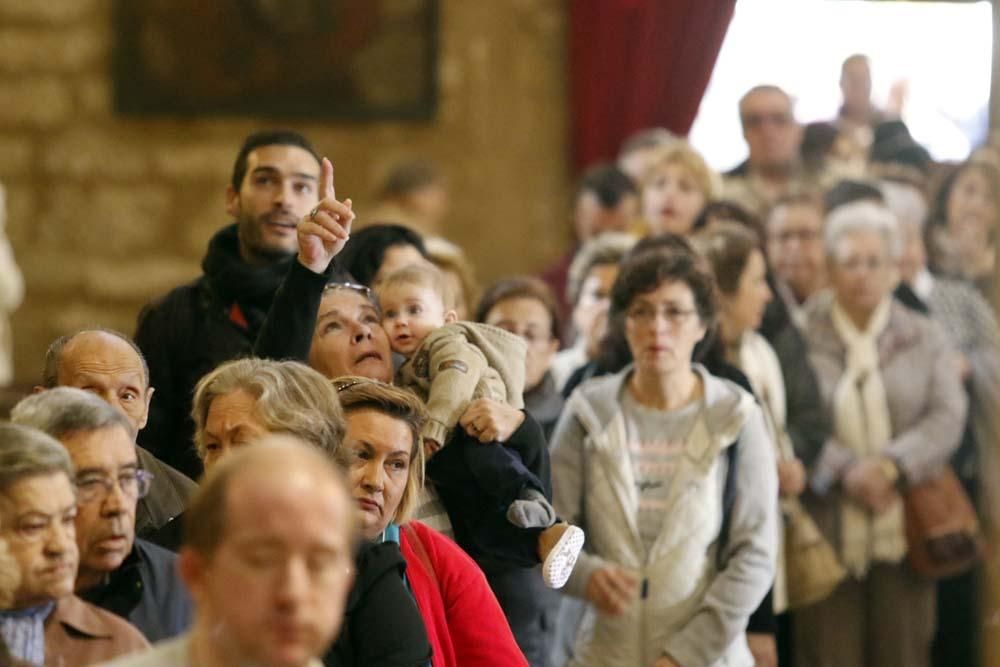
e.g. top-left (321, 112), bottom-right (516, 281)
top-left (715, 436), bottom-right (740, 571)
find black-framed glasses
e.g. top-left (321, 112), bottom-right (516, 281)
top-left (75, 469), bottom-right (153, 503)
top-left (625, 304), bottom-right (697, 327)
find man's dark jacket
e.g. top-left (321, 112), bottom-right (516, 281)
top-left (79, 538), bottom-right (192, 642)
top-left (134, 224), bottom-right (330, 478)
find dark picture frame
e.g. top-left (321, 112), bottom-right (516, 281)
top-left (113, 0), bottom-right (438, 120)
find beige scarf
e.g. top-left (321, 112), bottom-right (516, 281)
top-left (831, 298), bottom-right (906, 578)
top-left (738, 330), bottom-right (792, 611)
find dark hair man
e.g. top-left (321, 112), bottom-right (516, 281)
top-left (133, 130), bottom-right (353, 477)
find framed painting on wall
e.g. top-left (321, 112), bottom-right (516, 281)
top-left (113, 0), bottom-right (438, 120)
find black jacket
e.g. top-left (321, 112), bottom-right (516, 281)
top-left (134, 446), bottom-right (196, 544)
top-left (134, 224), bottom-right (330, 478)
top-left (79, 538), bottom-right (193, 642)
top-left (325, 541), bottom-right (432, 667)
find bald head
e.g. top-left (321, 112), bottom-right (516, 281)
top-left (41, 330), bottom-right (153, 438)
top-left (179, 437), bottom-right (357, 667)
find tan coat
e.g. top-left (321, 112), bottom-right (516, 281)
top-left (802, 300), bottom-right (967, 552)
top-left (44, 595), bottom-right (149, 667)
top-left (396, 322), bottom-right (526, 444)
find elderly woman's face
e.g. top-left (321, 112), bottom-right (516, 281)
top-left (624, 279), bottom-right (706, 375)
top-left (309, 289), bottom-right (394, 383)
top-left (202, 390), bottom-right (269, 470)
top-left (829, 229), bottom-right (895, 317)
top-left (344, 409), bottom-right (413, 541)
top-left (0, 473), bottom-right (78, 608)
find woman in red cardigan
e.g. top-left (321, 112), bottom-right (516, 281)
top-left (335, 376), bottom-right (527, 667)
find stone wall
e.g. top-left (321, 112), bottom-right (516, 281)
top-left (0, 0), bottom-right (571, 383)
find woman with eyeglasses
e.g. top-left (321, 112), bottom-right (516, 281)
top-left (190, 358), bottom-right (433, 667)
top-left (549, 247), bottom-right (778, 667)
top-left (794, 201), bottom-right (966, 667)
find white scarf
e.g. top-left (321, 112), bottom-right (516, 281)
top-left (831, 298), bottom-right (905, 578)
top-left (738, 330), bottom-right (793, 612)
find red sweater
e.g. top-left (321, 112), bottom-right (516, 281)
top-left (400, 521), bottom-right (527, 667)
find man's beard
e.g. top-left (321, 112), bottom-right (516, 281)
top-left (237, 211), bottom-right (299, 264)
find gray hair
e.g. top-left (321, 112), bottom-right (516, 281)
top-left (824, 200), bottom-right (902, 261)
top-left (192, 358), bottom-right (347, 466)
top-left (42, 328), bottom-right (150, 389)
top-left (880, 180), bottom-right (928, 231)
top-left (11, 387), bottom-right (132, 441)
top-left (0, 423), bottom-right (74, 495)
top-left (567, 233), bottom-right (636, 306)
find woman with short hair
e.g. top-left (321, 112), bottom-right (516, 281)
top-left (550, 248), bottom-right (777, 667)
top-left (190, 358), bottom-right (433, 667)
top-left (475, 276), bottom-right (563, 439)
top-left (795, 201), bottom-right (967, 667)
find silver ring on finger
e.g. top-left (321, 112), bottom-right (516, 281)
top-left (309, 206), bottom-right (320, 221)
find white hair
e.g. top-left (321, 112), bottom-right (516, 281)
top-left (824, 200), bottom-right (902, 260)
top-left (880, 181), bottom-right (928, 231)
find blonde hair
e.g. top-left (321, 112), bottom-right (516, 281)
top-left (424, 236), bottom-right (479, 313)
top-left (376, 263), bottom-right (456, 313)
top-left (192, 358), bottom-right (347, 465)
top-left (334, 376), bottom-right (428, 525)
top-left (643, 142), bottom-right (720, 200)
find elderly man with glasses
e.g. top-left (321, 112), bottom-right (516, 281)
top-left (0, 422), bottom-right (148, 666)
top-left (723, 84), bottom-right (808, 220)
top-left (11, 388), bottom-right (193, 643)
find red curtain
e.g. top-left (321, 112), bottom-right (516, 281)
top-left (569, 0), bottom-right (736, 171)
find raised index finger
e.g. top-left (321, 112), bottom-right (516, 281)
top-left (320, 157), bottom-right (335, 201)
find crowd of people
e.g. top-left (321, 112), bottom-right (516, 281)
top-left (0, 52), bottom-right (998, 667)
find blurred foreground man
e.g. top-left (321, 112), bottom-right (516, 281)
top-left (98, 437), bottom-right (358, 667)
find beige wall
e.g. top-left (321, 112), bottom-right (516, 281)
top-left (0, 0), bottom-right (571, 384)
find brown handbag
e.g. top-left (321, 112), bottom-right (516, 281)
top-left (904, 465), bottom-right (985, 579)
top-left (783, 498), bottom-right (847, 609)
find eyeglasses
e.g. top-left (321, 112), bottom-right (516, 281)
top-left (333, 377), bottom-right (368, 393)
top-left (770, 229), bottom-right (821, 244)
top-left (625, 304), bottom-right (697, 326)
top-left (837, 256), bottom-right (890, 273)
top-left (75, 469), bottom-right (153, 503)
top-left (741, 112), bottom-right (793, 129)
top-left (324, 281), bottom-right (374, 301)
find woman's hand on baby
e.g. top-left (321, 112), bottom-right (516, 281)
top-left (585, 566), bottom-right (638, 616)
top-left (459, 399), bottom-right (525, 443)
